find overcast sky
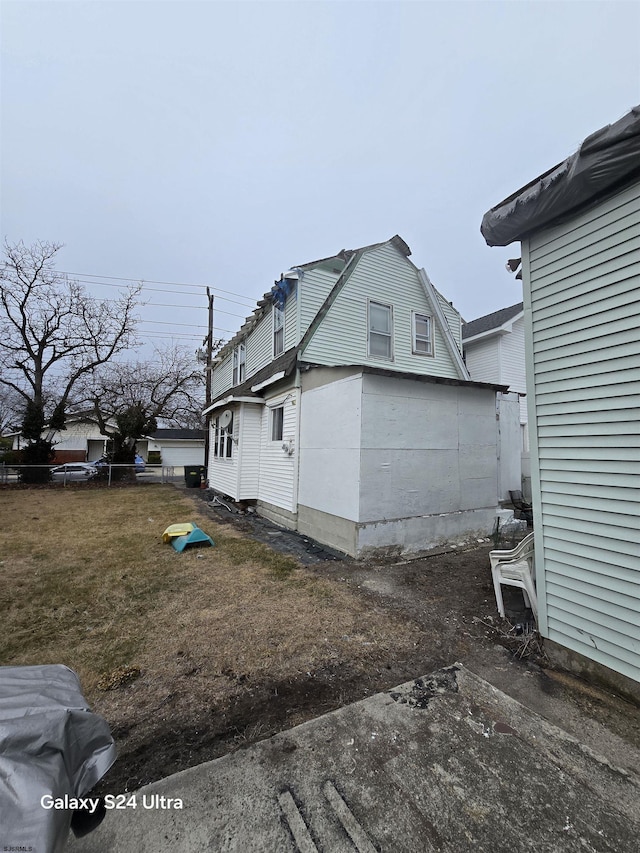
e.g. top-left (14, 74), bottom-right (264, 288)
top-left (2, 0), bottom-right (639, 357)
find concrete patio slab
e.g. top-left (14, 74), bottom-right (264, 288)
top-left (68, 663), bottom-right (640, 852)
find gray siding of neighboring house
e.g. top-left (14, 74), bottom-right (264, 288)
top-left (523, 178), bottom-right (640, 684)
top-left (500, 316), bottom-right (528, 424)
top-left (464, 317), bottom-right (527, 424)
top-left (465, 337), bottom-right (500, 385)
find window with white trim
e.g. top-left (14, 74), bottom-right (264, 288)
top-left (232, 342), bottom-right (246, 385)
top-left (273, 306), bottom-right (284, 356)
top-left (213, 413), bottom-right (233, 458)
top-left (412, 312), bottom-right (433, 355)
top-left (368, 300), bottom-right (393, 359)
top-left (271, 406), bottom-right (284, 442)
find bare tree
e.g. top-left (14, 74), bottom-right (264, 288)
top-left (0, 240), bottom-right (141, 427)
top-left (0, 387), bottom-right (22, 434)
top-left (82, 346), bottom-right (206, 468)
top-left (0, 239), bottom-right (141, 480)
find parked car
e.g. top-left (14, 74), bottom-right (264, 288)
top-left (50, 463), bottom-right (98, 482)
top-left (90, 455), bottom-right (145, 473)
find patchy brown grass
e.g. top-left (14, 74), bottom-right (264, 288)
top-left (0, 485), bottom-right (421, 789)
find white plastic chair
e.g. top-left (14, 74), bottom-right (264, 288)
top-left (489, 532), bottom-right (537, 620)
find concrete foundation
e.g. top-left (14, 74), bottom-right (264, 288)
top-left (544, 639), bottom-right (640, 705)
top-left (356, 507), bottom-right (498, 558)
top-left (256, 500), bottom-right (297, 531)
top-left (297, 504), bottom-right (357, 557)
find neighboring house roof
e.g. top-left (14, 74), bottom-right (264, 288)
top-left (147, 429), bottom-right (205, 441)
top-left (462, 302), bottom-right (524, 342)
top-left (481, 104), bottom-right (640, 246)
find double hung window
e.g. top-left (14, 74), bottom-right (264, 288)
top-left (213, 413), bottom-right (233, 458)
top-left (271, 406), bottom-right (284, 442)
top-left (412, 312), bottom-right (433, 355)
top-left (273, 306), bottom-right (284, 356)
top-left (232, 342), bottom-right (246, 385)
top-left (368, 301), bottom-right (393, 359)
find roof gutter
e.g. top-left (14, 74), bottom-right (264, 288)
top-left (202, 396), bottom-right (264, 416)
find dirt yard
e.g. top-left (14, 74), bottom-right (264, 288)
top-left (0, 483), bottom-right (534, 795)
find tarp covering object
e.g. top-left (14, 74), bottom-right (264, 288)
top-left (0, 664), bottom-right (116, 853)
top-left (481, 105), bottom-right (640, 247)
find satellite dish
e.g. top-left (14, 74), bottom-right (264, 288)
top-left (219, 409), bottom-right (233, 429)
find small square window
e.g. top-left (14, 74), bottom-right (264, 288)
top-left (271, 406), bottom-right (284, 441)
top-left (412, 312), bottom-right (433, 356)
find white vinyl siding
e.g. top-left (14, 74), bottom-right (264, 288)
top-left (245, 311), bottom-right (272, 380)
top-left (208, 419), bottom-right (239, 499)
top-left (500, 316), bottom-right (528, 424)
top-left (257, 388), bottom-right (298, 512)
top-left (238, 404), bottom-right (262, 498)
top-left (464, 316), bottom-right (527, 425)
top-left (524, 178), bottom-right (640, 684)
top-left (301, 243), bottom-right (461, 379)
top-left (210, 352), bottom-right (234, 398)
top-left (464, 337), bottom-right (500, 384)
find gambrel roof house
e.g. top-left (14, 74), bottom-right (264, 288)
top-left (481, 105), bottom-right (640, 698)
top-left (206, 235), bottom-right (513, 558)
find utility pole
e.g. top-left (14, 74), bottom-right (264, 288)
top-left (203, 288), bottom-right (214, 470)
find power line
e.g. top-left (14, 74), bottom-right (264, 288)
top-left (56, 268), bottom-right (257, 307)
top-left (62, 276), bottom-right (253, 319)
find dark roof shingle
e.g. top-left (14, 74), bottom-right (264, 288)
top-left (462, 302), bottom-right (523, 340)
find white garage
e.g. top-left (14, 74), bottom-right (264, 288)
top-left (139, 429), bottom-right (205, 469)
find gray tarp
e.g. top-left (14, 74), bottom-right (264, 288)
top-left (0, 664), bottom-right (116, 853)
top-left (481, 105), bottom-right (640, 246)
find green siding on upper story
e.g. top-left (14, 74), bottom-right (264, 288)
top-left (298, 266), bottom-right (341, 337)
top-left (209, 238), bottom-right (466, 399)
top-left (300, 243), bottom-right (464, 380)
